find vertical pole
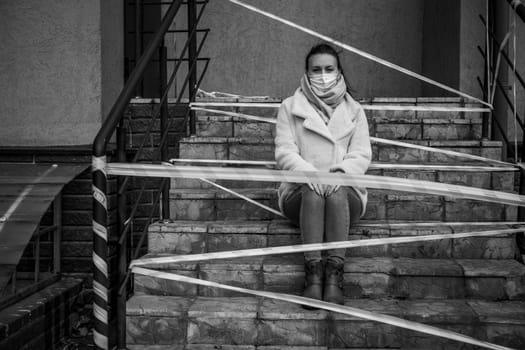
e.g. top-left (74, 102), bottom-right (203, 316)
top-left (518, 166), bottom-right (525, 261)
top-left (116, 124), bottom-right (128, 350)
top-left (11, 271), bottom-right (16, 294)
top-left (159, 45), bottom-right (170, 219)
top-left (34, 225), bottom-right (40, 283)
top-left (135, 0), bottom-right (143, 97)
top-left (482, 0), bottom-right (491, 140)
top-left (522, 107), bottom-right (525, 162)
top-left (491, 0), bottom-right (509, 159)
top-left (93, 155), bottom-right (110, 350)
top-left (53, 194), bottom-right (62, 274)
top-left (187, 0), bottom-right (198, 135)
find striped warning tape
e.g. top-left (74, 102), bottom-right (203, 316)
top-left (227, 0), bottom-right (491, 108)
top-left (105, 163), bottom-right (525, 206)
top-left (191, 103), bottom-right (490, 113)
top-left (131, 267), bottom-right (515, 350)
top-left (187, 107), bottom-right (514, 167)
top-left (169, 158), bottom-right (518, 172)
top-left (130, 227), bottom-right (524, 267)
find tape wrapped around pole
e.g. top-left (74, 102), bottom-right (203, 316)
top-left (92, 156), bottom-right (110, 350)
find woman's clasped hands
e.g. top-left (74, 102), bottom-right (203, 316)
top-left (307, 183), bottom-right (341, 197)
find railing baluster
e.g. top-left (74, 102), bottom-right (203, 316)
top-left (116, 123), bottom-right (128, 350)
top-left (53, 194), bottom-right (62, 275)
top-left (34, 225), bottom-right (40, 283)
top-left (135, 0), bottom-right (143, 96)
top-left (188, 0), bottom-right (198, 135)
top-left (93, 2), bottom-right (209, 348)
top-left (159, 45), bottom-right (170, 219)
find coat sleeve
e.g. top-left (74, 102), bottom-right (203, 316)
top-left (275, 101), bottom-right (318, 172)
top-left (330, 107), bottom-right (372, 174)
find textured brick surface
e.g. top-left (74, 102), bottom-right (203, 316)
top-left (127, 296), bottom-right (525, 348)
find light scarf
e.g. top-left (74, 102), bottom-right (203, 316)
top-left (300, 73), bottom-right (347, 122)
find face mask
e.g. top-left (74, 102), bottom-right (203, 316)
top-left (308, 72), bottom-right (339, 90)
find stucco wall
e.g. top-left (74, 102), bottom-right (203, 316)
top-left (183, 0), bottom-right (424, 99)
top-left (0, 0), bottom-right (123, 146)
top-left (422, 0), bottom-right (460, 97)
top-left (459, 0), bottom-right (486, 99)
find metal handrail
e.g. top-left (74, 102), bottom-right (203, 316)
top-left (479, 15), bottom-right (525, 91)
top-left (93, 0), bottom-right (183, 157)
top-left (92, 1), bottom-right (209, 349)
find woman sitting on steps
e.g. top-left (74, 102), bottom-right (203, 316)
top-left (275, 43), bottom-right (372, 306)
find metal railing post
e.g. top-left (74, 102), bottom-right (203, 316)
top-left (34, 224), bottom-right (40, 283)
top-left (116, 123), bottom-right (128, 350)
top-left (53, 194), bottom-right (62, 274)
top-left (188, 0), bottom-right (198, 135)
top-left (491, 0), bottom-right (509, 159)
top-left (159, 45), bottom-right (170, 219)
top-left (135, 0), bottom-right (144, 96)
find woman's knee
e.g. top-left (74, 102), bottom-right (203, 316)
top-left (301, 185), bottom-right (325, 203)
top-left (325, 187), bottom-right (348, 205)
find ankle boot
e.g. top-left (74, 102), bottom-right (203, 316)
top-left (302, 260), bottom-right (323, 309)
top-left (324, 260), bottom-right (344, 305)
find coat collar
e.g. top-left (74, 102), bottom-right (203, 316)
top-left (290, 89), bottom-right (358, 142)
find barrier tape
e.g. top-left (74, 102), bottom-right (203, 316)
top-left (227, 0), bottom-right (491, 108)
top-left (187, 107), bottom-right (515, 167)
top-left (357, 221), bottom-right (525, 228)
top-left (198, 177), bottom-right (285, 218)
top-left (131, 227), bottom-right (523, 267)
top-left (92, 155), bottom-right (109, 350)
top-left (169, 158), bottom-right (517, 172)
top-left (490, 31), bottom-right (512, 104)
top-left (106, 164), bottom-right (525, 206)
top-left (197, 89), bottom-right (270, 100)
top-left (132, 267), bottom-right (514, 350)
top-left (191, 103), bottom-right (490, 113)
top-left (370, 137), bottom-right (514, 167)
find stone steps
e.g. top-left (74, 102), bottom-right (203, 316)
top-left (133, 254), bottom-right (525, 300)
top-left (126, 295), bottom-right (525, 349)
top-left (128, 98), bottom-right (524, 350)
top-left (147, 220), bottom-right (520, 260)
top-left (196, 113), bottom-right (483, 141)
top-left (194, 97), bottom-right (484, 141)
top-left (169, 188), bottom-right (517, 221)
top-left (179, 137), bottom-right (502, 163)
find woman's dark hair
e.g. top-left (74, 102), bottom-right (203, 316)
top-left (305, 43), bottom-right (355, 96)
top-left (305, 43), bottom-right (343, 71)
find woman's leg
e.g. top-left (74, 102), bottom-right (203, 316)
top-left (323, 187), bottom-right (362, 304)
top-left (282, 184), bottom-right (326, 263)
top-left (282, 184), bottom-right (326, 306)
top-left (324, 187), bottom-right (362, 262)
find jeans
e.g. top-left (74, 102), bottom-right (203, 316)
top-left (282, 184), bottom-right (362, 263)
